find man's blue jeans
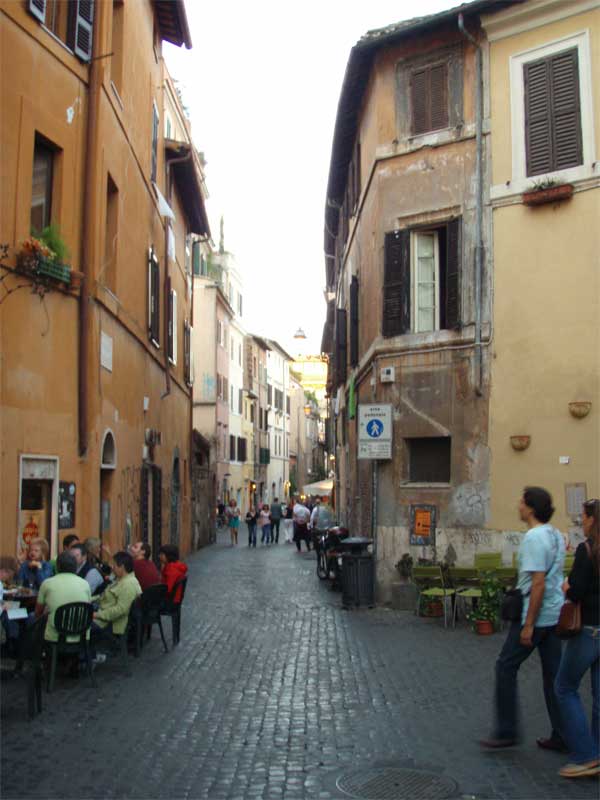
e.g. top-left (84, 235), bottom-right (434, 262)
top-left (247, 523), bottom-right (256, 547)
top-left (494, 621), bottom-right (563, 741)
top-left (555, 626), bottom-right (600, 764)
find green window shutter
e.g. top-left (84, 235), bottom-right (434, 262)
top-left (192, 241), bottom-right (201, 275)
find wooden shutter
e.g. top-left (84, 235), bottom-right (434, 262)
top-left (140, 465), bottom-right (149, 542)
top-left (350, 275), bottom-right (359, 367)
top-left (192, 241), bottom-right (201, 275)
top-left (148, 248), bottom-right (160, 345)
top-left (152, 466), bottom-right (162, 560)
top-left (151, 105), bottom-right (159, 182)
top-left (229, 435), bottom-right (236, 461)
top-left (445, 218), bottom-right (461, 330)
top-left (73, 1), bottom-right (94, 62)
top-left (524, 49), bottom-right (582, 176)
top-left (28, 0), bottom-right (46, 23)
top-left (335, 308), bottom-right (347, 386)
top-left (184, 321), bottom-right (192, 385)
top-left (411, 64), bottom-right (448, 135)
top-left (383, 230), bottom-right (410, 337)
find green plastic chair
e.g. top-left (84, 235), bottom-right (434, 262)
top-left (412, 566), bottom-right (456, 629)
top-left (449, 567), bottom-right (482, 627)
top-left (495, 567), bottom-right (518, 589)
top-left (563, 553), bottom-right (575, 575)
top-left (474, 552), bottom-right (502, 570)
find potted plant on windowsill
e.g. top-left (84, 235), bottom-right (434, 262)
top-left (522, 177), bottom-right (574, 207)
top-left (16, 225), bottom-right (71, 285)
top-left (467, 572), bottom-right (502, 635)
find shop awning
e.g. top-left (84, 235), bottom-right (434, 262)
top-left (302, 479), bottom-right (333, 497)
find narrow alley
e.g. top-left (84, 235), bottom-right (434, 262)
top-left (1, 535), bottom-right (595, 800)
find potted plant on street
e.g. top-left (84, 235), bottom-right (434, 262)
top-left (467, 572), bottom-right (502, 635)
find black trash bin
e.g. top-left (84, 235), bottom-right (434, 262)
top-left (340, 538), bottom-right (374, 608)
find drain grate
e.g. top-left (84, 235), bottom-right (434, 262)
top-left (336, 767), bottom-right (459, 800)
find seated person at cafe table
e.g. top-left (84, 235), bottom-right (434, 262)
top-left (49, 533), bottom-right (80, 573)
top-left (129, 541), bottom-right (161, 591)
top-left (70, 543), bottom-right (105, 595)
top-left (35, 550), bottom-right (91, 641)
top-left (17, 538), bottom-right (53, 588)
top-left (158, 544), bottom-right (188, 604)
top-left (91, 551), bottom-right (141, 658)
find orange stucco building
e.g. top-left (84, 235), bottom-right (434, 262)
top-left (0, 0), bottom-right (209, 560)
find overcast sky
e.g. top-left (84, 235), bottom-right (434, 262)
top-left (164, 0), bottom-right (458, 356)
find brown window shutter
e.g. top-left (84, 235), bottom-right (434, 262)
top-left (335, 308), bottom-right (347, 386)
top-left (152, 466), bottom-right (162, 557)
top-left (350, 275), bottom-right (359, 367)
top-left (140, 465), bottom-right (149, 542)
top-left (411, 68), bottom-right (429, 134)
top-left (445, 218), bottom-right (462, 330)
top-left (551, 49), bottom-right (582, 171)
top-left (429, 63), bottom-right (449, 131)
top-left (383, 230), bottom-right (410, 337)
top-left (524, 59), bottom-right (553, 175)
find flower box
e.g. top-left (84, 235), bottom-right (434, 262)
top-left (522, 183), bottom-right (574, 207)
top-left (17, 252), bottom-right (71, 285)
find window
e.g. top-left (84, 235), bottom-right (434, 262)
top-left (222, 377), bottom-right (228, 402)
top-left (523, 49), bottom-right (582, 176)
top-left (238, 343), bottom-right (242, 366)
top-left (407, 437), bottom-right (451, 483)
top-left (28, 0), bottom-right (94, 61)
top-left (217, 320), bottom-right (223, 347)
top-left (267, 384), bottom-right (272, 406)
top-left (230, 384), bottom-right (234, 411)
top-left (286, 395), bottom-right (290, 415)
top-left (237, 292), bottom-right (243, 316)
top-left (183, 321), bottom-right (192, 386)
top-left (382, 219), bottom-right (461, 337)
top-left (168, 288), bottom-right (177, 364)
top-left (410, 62), bottom-right (448, 135)
top-left (230, 338), bottom-right (234, 361)
top-left (110, 1), bottom-right (124, 94)
top-left (217, 374), bottom-right (223, 400)
top-left (335, 308), bottom-right (347, 386)
top-left (238, 388), bottom-right (243, 415)
top-left (31, 136), bottom-right (55, 233)
top-left (148, 247), bottom-right (160, 347)
top-left (229, 435), bottom-right (236, 462)
top-left (151, 103), bottom-right (159, 182)
top-left (250, 403), bottom-right (255, 424)
top-left (237, 437), bottom-right (247, 463)
top-left (350, 275), bottom-right (359, 366)
top-left (184, 234), bottom-right (192, 275)
top-left (104, 173), bottom-right (118, 293)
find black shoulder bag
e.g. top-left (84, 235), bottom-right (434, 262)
top-left (500, 530), bottom-right (561, 622)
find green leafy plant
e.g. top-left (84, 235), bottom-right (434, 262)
top-left (529, 176), bottom-right (558, 192)
top-left (36, 224), bottom-right (70, 264)
top-left (467, 571), bottom-right (503, 626)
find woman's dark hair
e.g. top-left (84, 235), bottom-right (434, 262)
top-left (62, 534), bottom-right (80, 550)
top-left (523, 486), bottom-right (555, 523)
top-left (583, 499), bottom-right (600, 573)
top-left (159, 544), bottom-right (180, 563)
top-left (141, 542), bottom-right (152, 560)
top-left (113, 551), bottom-right (134, 573)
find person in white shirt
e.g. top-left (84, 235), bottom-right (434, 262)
top-left (293, 499), bottom-right (311, 552)
top-left (70, 543), bottom-right (105, 595)
top-left (310, 499), bottom-right (323, 531)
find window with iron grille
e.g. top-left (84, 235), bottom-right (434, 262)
top-left (382, 219), bottom-right (461, 338)
top-left (406, 437), bottom-right (451, 483)
top-left (523, 49), bottom-right (582, 176)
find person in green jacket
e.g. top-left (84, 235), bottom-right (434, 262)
top-left (91, 551), bottom-right (141, 660)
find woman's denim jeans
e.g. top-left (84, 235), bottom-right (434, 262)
top-left (247, 523), bottom-right (256, 547)
top-left (555, 626), bottom-right (600, 764)
top-left (261, 524), bottom-right (271, 544)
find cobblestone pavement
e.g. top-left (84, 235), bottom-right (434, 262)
top-left (2, 532), bottom-right (597, 800)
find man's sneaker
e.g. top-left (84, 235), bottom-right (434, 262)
top-left (559, 761), bottom-right (600, 778)
top-left (479, 737), bottom-right (518, 749)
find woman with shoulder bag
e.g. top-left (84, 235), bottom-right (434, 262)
top-left (554, 498), bottom-right (600, 778)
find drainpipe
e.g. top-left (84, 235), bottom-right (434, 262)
top-left (79, 27), bottom-right (102, 456)
top-left (458, 13), bottom-right (484, 396)
top-left (162, 146), bottom-right (193, 398)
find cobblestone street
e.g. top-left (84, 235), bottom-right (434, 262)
top-left (2, 533), bottom-right (597, 800)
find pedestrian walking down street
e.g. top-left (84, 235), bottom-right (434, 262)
top-left (259, 504), bottom-right (272, 545)
top-left (481, 487), bottom-right (566, 751)
top-left (270, 497), bottom-right (283, 544)
top-left (554, 498), bottom-right (600, 779)
top-left (293, 497), bottom-right (311, 552)
top-left (225, 499), bottom-right (240, 546)
top-left (245, 506), bottom-right (258, 548)
top-left (283, 500), bottom-right (294, 543)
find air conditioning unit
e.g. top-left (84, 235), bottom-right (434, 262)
top-left (380, 366), bottom-right (395, 383)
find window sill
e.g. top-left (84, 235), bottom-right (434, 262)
top-left (491, 164), bottom-right (600, 207)
top-left (400, 482), bottom-right (451, 489)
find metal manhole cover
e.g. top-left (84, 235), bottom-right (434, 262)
top-left (336, 767), bottom-right (459, 800)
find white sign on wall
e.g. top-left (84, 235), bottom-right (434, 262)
top-left (358, 404), bottom-right (393, 460)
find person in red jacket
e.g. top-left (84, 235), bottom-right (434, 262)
top-left (158, 544), bottom-right (188, 604)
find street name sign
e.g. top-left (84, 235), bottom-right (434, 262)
top-left (358, 404), bottom-right (393, 460)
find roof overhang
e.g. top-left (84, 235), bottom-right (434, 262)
top-left (251, 334), bottom-right (272, 352)
top-left (166, 140), bottom-right (211, 237)
top-left (192, 429), bottom-right (211, 452)
top-left (154, 0), bottom-right (192, 49)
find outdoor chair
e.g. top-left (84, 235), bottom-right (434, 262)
top-left (564, 553), bottom-right (575, 575)
top-left (133, 584), bottom-right (169, 656)
top-left (160, 577), bottom-right (187, 646)
top-left (93, 604), bottom-right (138, 677)
top-left (412, 566), bottom-right (456, 629)
top-left (47, 602), bottom-right (95, 693)
top-left (448, 567), bottom-right (482, 627)
top-left (18, 614), bottom-right (47, 719)
top-left (474, 552), bottom-right (503, 570)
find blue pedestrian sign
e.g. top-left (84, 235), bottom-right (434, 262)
top-left (358, 404), bottom-right (392, 460)
top-left (366, 419), bottom-right (384, 438)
